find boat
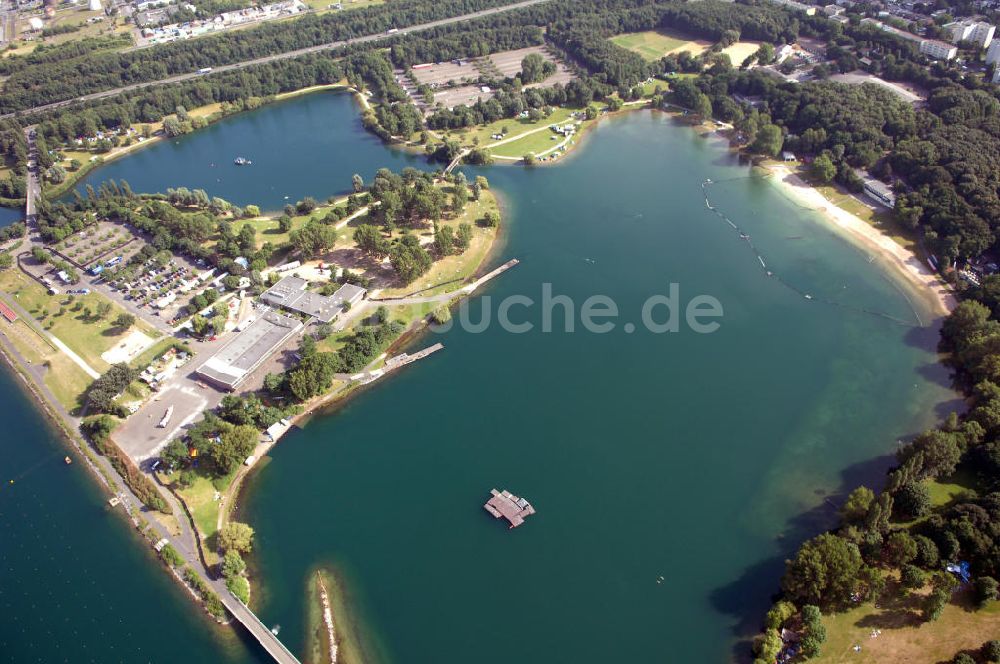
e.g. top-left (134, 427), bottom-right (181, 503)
top-left (64, 456), bottom-right (72, 465)
top-left (233, 157), bottom-right (252, 166)
top-left (158, 406), bottom-right (174, 428)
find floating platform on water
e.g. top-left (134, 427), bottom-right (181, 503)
top-left (484, 488), bottom-right (535, 529)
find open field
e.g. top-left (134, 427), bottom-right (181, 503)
top-left (442, 105), bottom-right (578, 148)
top-left (489, 126), bottom-right (572, 159)
top-left (611, 28), bottom-right (761, 65)
top-left (814, 590), bottom-right (1000, 663)
top-left (721, 41), bottom-right (762, 65)
top-left (0, 266), bottom-right (157, 373)
top-left (0, 316), bottom-right (92, 411)
top-left (610, 30), bottom-right (690, 60)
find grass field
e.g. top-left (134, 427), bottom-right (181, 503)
top-left (0, 268), bottom-right (158, 373)
top-left (0, 316), bottom-right (92, 412)
top-left (610, 30), bottom-right (690, 61)
top-left (490, 128), bottom-right (569, 159)
top-left (442, 106), bottom-right (578, 149)
top-left (171, 468), bottom-right (237, 565)
top-left (815, 587), bottom-right (1000, 663)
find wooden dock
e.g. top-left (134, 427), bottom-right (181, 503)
top-left (484, 489), bottom-right (535, 529)
top-left (463, 259), bottom-right (519, 294)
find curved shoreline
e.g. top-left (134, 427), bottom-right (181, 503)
top-left (763, 163), bottom-right (955, 321)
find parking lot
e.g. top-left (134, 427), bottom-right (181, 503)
top-left (487, 46), bottom-right (576, 87)
top-left (431, 85), bottom-right (493, 109)
top-left (409, 59), bottom-right (481, 87)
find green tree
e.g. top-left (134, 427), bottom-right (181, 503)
top-left (751, 123), bottom-right (783, 157)
top-left (799, 604), bottom-right (826, 657)
top-left (96, 301), bottom-right (113, 320)
top-left (840, 486), bottom-right (875, 523)
top-left (981, 640), bottom-right (1000, 662)
top-left (974, 576), bottom-right (999, 608)
top-left (900, 564), bottom-right (927, 590)
top-left (755, 42), bottom-right (776, 65)
top-left (764, 600), bottom-right (796, 630)
top-left (113, 312), bottom-right (135, 329)
top-left (894, 481), bottom-right (931, 519)
top-left (885, 531), bottom-right (918, 566)
top-left (289, 220), bottom-right (336, 259)
top-left (434, 225), bottom-right (455, 255)
top-left (208, 425), bottom-right (259, 475)
top-left (922, 587), bottom-right (949, 622)
top-left (354, 224), bottom-right (391, 258)
top-left (390, 235), bottom-right (432, 284)
top-left (810, 154), bottom-right (837, 183)
top-left (782, 533), bottom-right (863, 606)
top-left (221, 550), bottom-right (246, 579)
top-left (482, 210), bottom-right (500, 228)
top-left (352, 173), bottom-right (364, 192)
top-left (161, 439), bottom-right (189, 471)
top-left (219, 522), bottom-right (255, 554)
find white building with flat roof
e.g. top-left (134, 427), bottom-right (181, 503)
top-left (945, 20), bottom-right (995, 48)
top-left (919, 39), bottom-right (958, 60)
top-left (987, 40), bottom-right (1000, 65)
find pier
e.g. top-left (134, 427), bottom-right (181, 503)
top-left (484, 489), bottom-right (536, 528)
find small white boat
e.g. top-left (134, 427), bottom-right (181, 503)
top-left (158, 406), bottom-right (174, 428)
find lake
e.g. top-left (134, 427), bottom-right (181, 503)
top-left (69, 92), bottom-right (423, 212)
top-left (2, 93), bottom-right (955, 662)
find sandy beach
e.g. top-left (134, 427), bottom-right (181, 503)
top-left (767, 164), bottom-right (956, 320)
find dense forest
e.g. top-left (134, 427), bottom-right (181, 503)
top-left (0, 0), bottom-right (529, 113)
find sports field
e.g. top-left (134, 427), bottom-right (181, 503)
top-left (609, 30), bottom-right (691, 61)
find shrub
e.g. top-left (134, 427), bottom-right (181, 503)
top-left (160, 544), bottom-right (184, 568)
top-left (226, 575), bottom-right (250, 604)
top-left (981, 639), bottom-right (1000, 662)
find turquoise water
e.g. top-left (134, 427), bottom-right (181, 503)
top-left (69, 92), bottom-right (423, 211)
top-left (240, 111), bottom-right (952, 662)
top-left (0, 368), bottom-right (270, 664)
top-left (1, 96), bottom-right (955, 662)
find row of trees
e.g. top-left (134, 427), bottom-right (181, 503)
top-left (0, 0), bottom-right (532, 113)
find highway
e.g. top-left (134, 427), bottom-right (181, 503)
top-left (0, 0), bottom-right (552, 121)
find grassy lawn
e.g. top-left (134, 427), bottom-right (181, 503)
top-left (489, 128), bottom-right (572, 159)
top-left (0, 268), bottom-right (158, 373)
top-left (0, 314), bottom-right (92, 412)
top-left (610, 30), bottom-right (691, 61)
top-left (443, 106), bottom-right (579, 149)
top-left (170, 468), bottom-right (237, 564)
top-left (814, 589), bottom-right (1000, 663)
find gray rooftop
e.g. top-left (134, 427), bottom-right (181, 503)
top-left (196, 311), bottom-right (302, 389)
top-left (261, 276), bottom-right (366, 323)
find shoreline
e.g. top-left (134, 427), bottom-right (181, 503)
top-left (764, 163), bottom-right (956, 321)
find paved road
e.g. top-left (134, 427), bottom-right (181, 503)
top-left (0, 0), bottom-right (553, 121)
